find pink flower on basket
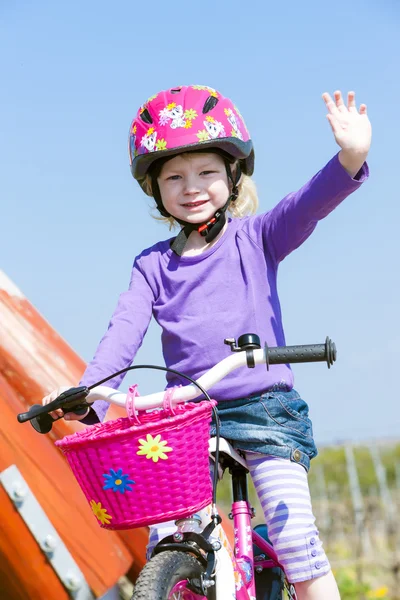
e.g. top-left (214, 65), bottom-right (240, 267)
top-left (137, 433), bottom-right (173, 463)
top-left (90, 500), bottom-right (112, 525)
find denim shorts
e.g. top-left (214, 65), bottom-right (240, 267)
top-left (209, 388), bottom-right (318, 471)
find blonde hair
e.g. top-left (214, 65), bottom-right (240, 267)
top-left (144, 171), bottom-right (259, 230)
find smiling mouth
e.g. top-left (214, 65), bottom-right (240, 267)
top-left (182, 200), bottom-right (209, 207)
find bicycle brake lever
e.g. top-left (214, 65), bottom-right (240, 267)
top-left (17, 386), bottom-right (89, 424)
top-left (49, 386), bottom-right (90, 410)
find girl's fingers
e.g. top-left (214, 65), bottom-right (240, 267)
top-left (322, 92), bottom-right (340, 116)
top-left (324, 90), bottom-right (366, 116)
top-left (49, 404), bottom-right (64, 419)
top-left (43, 386), bottom-right (70, 405)
top-left (43, 386), bottom-right (70, 420)
top-left (334, 90), bottom-right (346, 112)
top-left (42, 394), bottom-right (63, 420)
top-left (348, 91), bottom-right (357, 112)
top-left (50, 411), bottom-right (63, 420)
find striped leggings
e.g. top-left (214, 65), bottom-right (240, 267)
top-left (147, 453), bottom-right (330, 584)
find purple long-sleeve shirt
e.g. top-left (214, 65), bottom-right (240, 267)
top-left (81, 153), bottom-right (368, 423)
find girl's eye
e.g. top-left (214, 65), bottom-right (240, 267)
top-left (166, 174), bottom-right (181, 181)
top-left (200, 170), bottom-right (216, 175)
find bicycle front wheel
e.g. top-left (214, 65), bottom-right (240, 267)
top-left (131, 551), bottom-right (214, 600)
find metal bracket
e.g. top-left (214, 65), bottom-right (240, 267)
top-left (0, 464), bottom-right (95, 599)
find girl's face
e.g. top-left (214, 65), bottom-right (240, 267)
top-left (157, 152), bottom-right (230, 223)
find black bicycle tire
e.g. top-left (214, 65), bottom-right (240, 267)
top-left (131, 550), bottom-right (215, 600)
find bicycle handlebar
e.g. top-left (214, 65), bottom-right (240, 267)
top-left (17, 336), bottom-right (336, 432)
top-left (265, 337), bottom-right (336, 368)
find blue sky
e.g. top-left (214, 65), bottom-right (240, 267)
top-left (1, 0), bottom-right (399, 444)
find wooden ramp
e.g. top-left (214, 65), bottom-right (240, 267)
top-left (0, 270), bottom-right (233, 598)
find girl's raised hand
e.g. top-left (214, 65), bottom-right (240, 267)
top-left (322, 91), bottom-right (372, 176)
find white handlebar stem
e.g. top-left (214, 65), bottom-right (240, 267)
top-left (86, 347), bottom-right (266, 411)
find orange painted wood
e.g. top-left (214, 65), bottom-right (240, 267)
top-left (119, 528), bottom-right (150, 581)
top-left (0, 271), bottom-right (234, 587)
top-left (0, 484), bottom-right (69, 600)
top-left (0, 286), bottom-right (126, 428)
top-left (0, 374), bottom-right (133, 598)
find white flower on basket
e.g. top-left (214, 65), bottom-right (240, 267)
top-left (137, 433), bottom-right (173, 463)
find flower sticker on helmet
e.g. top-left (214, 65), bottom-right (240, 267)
top-left (141, 128), bottom-right (158, 152)
top-left (146, 93), bottom-right (158, 104)
top-left (158, 103), bottom-right (198, 130)
top-left (201, 117), bottom-right (225, 140)
top-left (184, 109), bottom-right (198, 121)
top-left (234, 105), bottom-right (249, 135)
top-left (156, 139), bottom-right (167, 151)
top-left (196, 129), bottom-right (210, 141)
top-left (224, 108), bottom-right (243, 140)
top-left (192, 85), bottom-right (218, 97)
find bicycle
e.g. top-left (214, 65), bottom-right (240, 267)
top-left (17, 332), bottom-right (336, 600)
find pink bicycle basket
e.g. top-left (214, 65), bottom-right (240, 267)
top-left (56, 387), bottom-right (215, 530)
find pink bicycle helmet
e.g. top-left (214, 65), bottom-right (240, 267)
top-left (128, 85), bottom-right (255, 254)
top-left (129, 84), bottom-right (254, 188)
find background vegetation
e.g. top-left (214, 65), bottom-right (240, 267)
top-left (216, 441), bottom-right (400, 600)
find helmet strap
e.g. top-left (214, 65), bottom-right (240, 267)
top-left (151, 158), bottom-right (241, 256)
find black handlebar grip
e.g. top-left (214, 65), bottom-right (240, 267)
top-left (265, 337), bottom-right (336, 369)
top-left (17, 404), bottom-right (45, 423)
top-left (17, 386), bottom-right (89, 425)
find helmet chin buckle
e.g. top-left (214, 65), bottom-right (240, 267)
top-left (197, 215), bottom-right (219, 237)
top-left (202, 211), bottom-right (227, 244)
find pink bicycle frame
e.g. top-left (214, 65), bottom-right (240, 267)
top-left (231, 500), bottom-right (283, 599)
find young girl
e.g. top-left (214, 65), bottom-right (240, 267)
top-left (43, 85), bottom-right (371, 599)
